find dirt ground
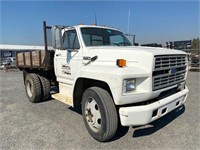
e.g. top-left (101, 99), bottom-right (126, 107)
top-left (0, 70), bottom-right (199, 150)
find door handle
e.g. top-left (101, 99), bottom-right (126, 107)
top-left (56, 54), bottom-right (61, 56)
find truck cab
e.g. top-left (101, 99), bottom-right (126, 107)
top-left (17, 22), bottom-right (189, 142)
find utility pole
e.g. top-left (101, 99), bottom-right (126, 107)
top-left (127, 10), bottom-right (131, 33)
top-left (95, 14), bottom-right (97, 25)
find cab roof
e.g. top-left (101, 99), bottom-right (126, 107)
top-left (73, 24), bottom-right (120, 32)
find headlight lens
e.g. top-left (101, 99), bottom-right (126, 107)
top-left (123, 79), bottom-right (136, 93)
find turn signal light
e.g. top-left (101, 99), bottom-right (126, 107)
top-left (116, 59), bottom-right (126, 67)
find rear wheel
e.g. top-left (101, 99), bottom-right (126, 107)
top-left (25, 73), bottom-right (42, 103)
top-left (82, 87), bottom-right (118, 142)
top-left (38, 75), bottom-right (51, 100)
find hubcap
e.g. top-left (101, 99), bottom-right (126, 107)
top-left (85, 97), bottom-right (101, 132)
top-left (26, 81), bottom-right (33, 97)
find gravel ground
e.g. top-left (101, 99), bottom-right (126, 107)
top-left (0, 70), bottom-right (199, 150)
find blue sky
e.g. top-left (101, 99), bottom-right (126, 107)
top-left (0, 1), bottom-right (199, 46)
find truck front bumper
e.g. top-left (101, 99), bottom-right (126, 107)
top-left (119, 86), bottom-right (189, 126)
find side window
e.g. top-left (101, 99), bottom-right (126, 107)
top-left (63, 30), bottom-right (80, 49)
top-left (110, 35), bottom-right (124, 44)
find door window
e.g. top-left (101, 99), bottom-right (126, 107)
top-left (63, 30), bottom-right (80, 49)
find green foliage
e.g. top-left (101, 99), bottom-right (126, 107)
top-left (192, 38), bottom-right (200, 51)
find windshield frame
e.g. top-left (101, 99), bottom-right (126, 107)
top-left (80, 27), bottom-right (133, 47)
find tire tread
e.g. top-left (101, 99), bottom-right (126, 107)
top-left (93, 87), bottom-right (118, 141)
top-left (25, 73), bottom-right (42, 103)
top-left (82, 87), bottom-right (118, 142)
top-left (38, 75), bottom-right (51, 100)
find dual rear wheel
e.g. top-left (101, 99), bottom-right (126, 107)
top-left (25, 73), bottom-right (50, 103)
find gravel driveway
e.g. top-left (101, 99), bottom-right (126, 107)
top-left (0, 70), bottom-right (199, 150)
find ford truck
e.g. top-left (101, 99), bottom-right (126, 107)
top-left (16, 21), bottom-right (189, 142)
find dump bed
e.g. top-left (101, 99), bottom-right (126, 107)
top-left (16, 50), bottom-right (54, 70)
top-left (16, 21), bottom-right (55, 70)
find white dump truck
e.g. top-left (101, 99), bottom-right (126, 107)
top-left (16, 21), bottom-right (189, 142)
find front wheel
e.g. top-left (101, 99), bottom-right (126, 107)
top-left (82, 87), bottom-right (118, 142)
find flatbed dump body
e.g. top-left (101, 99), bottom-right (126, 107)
top-left (16, 50), bottom-right (54, 70)
top-left (16, 21), bottom-right (54, 71)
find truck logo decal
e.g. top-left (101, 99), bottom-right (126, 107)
top-left (169, 68), bottom-right (177, 75)
top-left (62, 64), bottom-right (71, 75)
top-left (62, 70), bottom-right (71, 75)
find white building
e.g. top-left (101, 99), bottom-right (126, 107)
top-left (0, 44), bottom-right (45, 65)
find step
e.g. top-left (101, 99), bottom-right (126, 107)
top-left (52, 93), bottom-right (73, 106)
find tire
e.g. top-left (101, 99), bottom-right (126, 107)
top-left (25, 73), bottom-right (42, 103)
top-left (82, 87), bottom-right (118, 142)
top-left (38, 75), bottom-right (51, 101)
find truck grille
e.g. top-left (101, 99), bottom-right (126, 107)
top-left (153, 55), bottom-right (187, 91)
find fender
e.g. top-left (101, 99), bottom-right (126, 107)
top-left (73, 65), bottom-right (150, 105)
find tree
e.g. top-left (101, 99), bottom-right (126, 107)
top-left (192, 38), bottom-right (200, 53)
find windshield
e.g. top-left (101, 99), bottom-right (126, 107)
top-left (81, 27), bottom-right (132, 47)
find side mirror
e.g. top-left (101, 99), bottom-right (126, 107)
top-left (52, 26), bottom-right (63, 49)
top-left (125, 34), bottom-right (136, 45)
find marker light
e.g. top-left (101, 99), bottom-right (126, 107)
top-left (116, 59), bottom-right (126, 67)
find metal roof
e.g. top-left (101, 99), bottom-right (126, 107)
top-left (0, 44), bottom-right (48, 51)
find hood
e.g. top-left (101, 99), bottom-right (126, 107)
top-left (83, 46), bottom-right (186, 70)
top-left (87, 46), bottom-right (186, 55)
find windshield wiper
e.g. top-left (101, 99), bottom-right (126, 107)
top-left (112, 42), bottom-right (131, 46)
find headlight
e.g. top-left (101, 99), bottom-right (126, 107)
top-left (123, 79), bottom-right (136, 93)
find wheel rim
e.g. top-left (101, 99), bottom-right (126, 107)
top-left (85, 97), bottom-right (101, 132)
top-left (26, 81), bottom-right (33, 97)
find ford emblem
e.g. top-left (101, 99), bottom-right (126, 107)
top-left (169, 68), bottom-right (177, 74)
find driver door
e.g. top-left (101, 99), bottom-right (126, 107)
top-left (54, 29), bottom-right (82, 85)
